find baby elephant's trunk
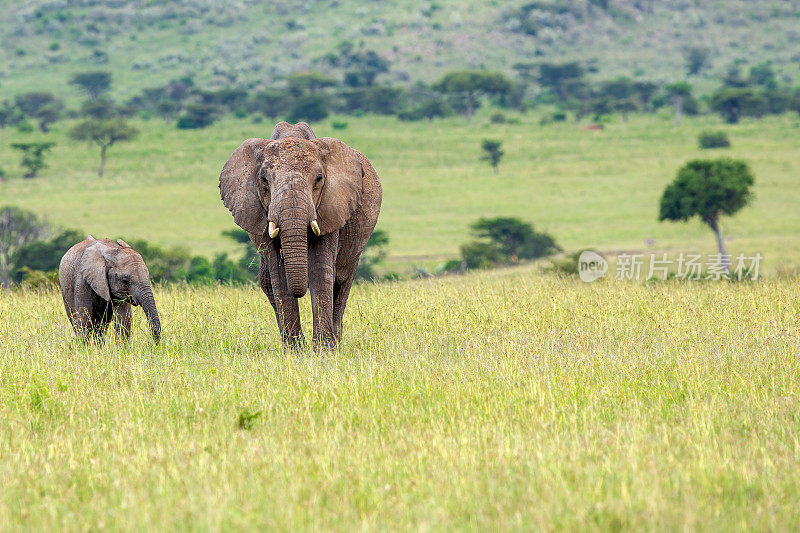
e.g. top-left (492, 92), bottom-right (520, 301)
top-left (134, 283), bottom-right (161, 342)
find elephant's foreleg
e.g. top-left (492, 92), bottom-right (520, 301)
top-left (265, 241), bottom-right (303, 347)
top-left (91, 300), bottom-right (113, 342)
top-left (258, 252), bottom-right (277, 308)
top-left (308, 231), bottom-right (339, 349)
top-left (114, 302), bottom-right (132, 341)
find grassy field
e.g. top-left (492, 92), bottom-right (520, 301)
top-left (1, 270), bottom-right (799, 530)
top-left (2, 111), bottom-right (800, 274)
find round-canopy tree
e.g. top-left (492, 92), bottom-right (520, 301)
top-left (433, 70), bottom-right (512, 121)
top-left (69, 119), bottom-right (138, 177)
top-left (659, 159), bottom-right (754, 273)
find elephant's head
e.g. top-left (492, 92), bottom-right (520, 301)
top-left (270, 121), bottom-right (316, 140)
top-left (219, 136), bottom-right (363, 297)
top-left (81, 238), bottom-right (161, 341)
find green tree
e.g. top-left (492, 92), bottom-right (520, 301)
top-left (684, 46), bottom-right (710, 76)
top-left (69, 71), bottom-right (112, 100)
top-left (537, 62), bottom-right (587, 103)
top-left (659, 159), bottom-right (754, 273)
top-left (598, 77), bottom-right (639, 120)
top-left (0, 100), bottom-right (24, 128)
top-left (69, 119), bottom-right (138, 177)
top-left (10, 142), bottom-right (55, 178)
top-left (288, 94), bottom-right (329, 123)
top-left (80, 96), bottom-right (118, 120)
top-left (286, 72), bottom-right (336, 96)
top-left (247, 89), bottom-right (294, 119)
top-left (433, 70), bottom-right (512, 121)
top-left (324, 44), bottom-right (390, 88)
top-left (709, 88), bottom-right (765, 124)
top-left (749, 62), bottom-right (777, 90)
top-left (480, 139), bottom-right (504, 173)
top-left (0, 206), bottom-right (48, 285)
top-left (664, 82), bottom-right (693, 126)
top-left (470, 217), bottom-right (560, 262)
top-left (14, 92), bottom-right (64, 132)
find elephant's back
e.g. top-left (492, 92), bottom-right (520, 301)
top-left (58, 238), bottom-right (91, 293)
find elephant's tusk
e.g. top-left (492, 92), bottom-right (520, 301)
top-left (268, 221), bottom-right (280, 239)
top-left (310, 220), bottom-right (321, 236)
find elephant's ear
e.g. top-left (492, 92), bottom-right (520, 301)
top-left (219, 138), bottom-right (270, 235)
top-left (80, 242), bottom-right (111, 301)
top-left (295, 122), bottom-right (316, 139)
top-left (313, 138), bottom-right (363, 235)
top-left (271, 121), bottom-right (317, 140)
top-left (270, 122), bottom-right (291, 140)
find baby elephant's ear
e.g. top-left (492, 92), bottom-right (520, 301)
top-left (313, 138), bottom-right (364, 235)
top-left (219, 138), bottom-right (270, 235)
top-left (80, 242), bottom-right (111, 301)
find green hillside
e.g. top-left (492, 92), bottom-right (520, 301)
top-left (2, 0), bottom-right (799, 100)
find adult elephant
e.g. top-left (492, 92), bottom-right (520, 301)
top-left (219, 122), bottom-right (382, 348)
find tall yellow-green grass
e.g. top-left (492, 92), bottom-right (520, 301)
top-left (1, 270), bottom-right (798, 530)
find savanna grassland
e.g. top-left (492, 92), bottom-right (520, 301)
top-left (2, 111), bottom-right (800, 273)
top-left (1, 271), bottom-right (799, 530)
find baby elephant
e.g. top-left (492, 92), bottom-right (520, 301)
top-left (59, 236), bottom-right (161, 342)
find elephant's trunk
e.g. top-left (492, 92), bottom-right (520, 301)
top-left (280, 220), bottom-right (309, 298)
top-left (133, 283), bottom-right (161, 343)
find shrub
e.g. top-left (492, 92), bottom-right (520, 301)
top-left (331, 120), bottom-right (348, 130)
top-left (10, 142), bottom-right (55, 178)
top-left (398, 97), bottom-right (452, 121)
top-left (355, 229), bottom-right (389, 282)
top-left (454, 217), bottom-right (561, 271)
top-left (18, 267), bottom-right (59, 288)
top-left (176, 104), bottom-right (218, 129)
top-left (480, 139), bottom-right (504, 173)
top-left (10, 229), bottom-right (84, 283)
top-left (490, 111), bottom-right (507, 124)
top-left (699, 131), bottom-right (731, 149)
top-left (460, 241), bottom-right (505, 269)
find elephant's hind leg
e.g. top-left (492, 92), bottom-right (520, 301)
top-left (332, 276), bottom-right (355, 343)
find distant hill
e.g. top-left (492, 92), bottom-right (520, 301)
top-left (1, 0), bottom-right (799, 99)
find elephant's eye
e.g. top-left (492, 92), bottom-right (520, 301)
top-left (315, 173), bottom-right (323, 184)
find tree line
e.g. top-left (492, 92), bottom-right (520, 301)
top-left (2, 46), bottom-right (799, 150)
